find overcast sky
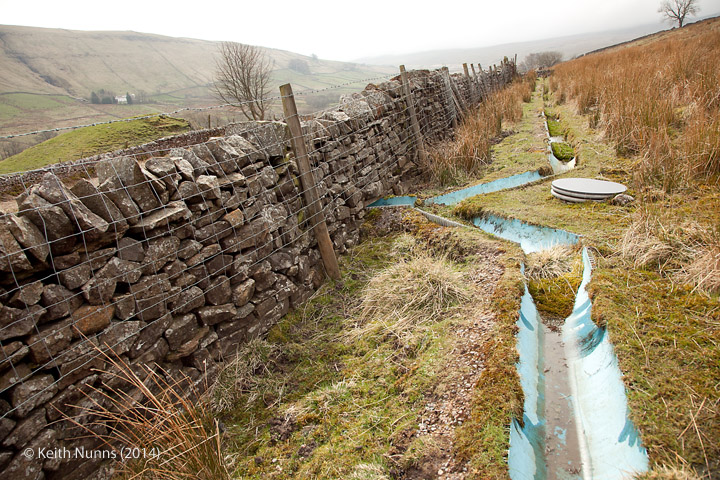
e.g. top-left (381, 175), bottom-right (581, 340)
top-left (1, 0), bottom-right (718, 61)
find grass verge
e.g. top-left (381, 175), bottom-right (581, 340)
top-left (212, 211), bottom-right (524, 479)
top-left (0, 115), bottom-right (190, 174)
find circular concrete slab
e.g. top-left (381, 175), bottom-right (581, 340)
top-left (552, 178), bottom-right (627, 197)
top-left (551, 189), bottom-right (590, 203)
top-left (551, 186), bottom-right (613, 200)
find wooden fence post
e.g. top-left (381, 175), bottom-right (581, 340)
top-left (463, 63), bottom-right (478, 106)
top-left (441, 67), bottom-right (463, 126)
top-left (279, 83), bottom-right (341, 281)
top-left (399, 65), bottom-right (428, 165)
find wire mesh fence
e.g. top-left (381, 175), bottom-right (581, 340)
top-left (0, 60), bottom-right (516, 478)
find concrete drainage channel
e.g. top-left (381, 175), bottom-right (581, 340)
top-left (369, 112), bottom-right (648, 478)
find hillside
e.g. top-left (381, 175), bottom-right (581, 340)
top-left (355, 16), bottom-right (718, 69)
top-left (0, 25), bottom-right (395, 141)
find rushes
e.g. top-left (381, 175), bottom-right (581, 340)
top-left (621, 208), bottom-right (720, 294)
top-left (551, 24), bottom-right (720, 190)
top-left (68, 353), bottom-right (232, 480)
top-left (423, 75), bottom-right (534, 186)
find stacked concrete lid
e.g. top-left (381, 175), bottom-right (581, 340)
top-left (551, 178), bottom-right (626, 203)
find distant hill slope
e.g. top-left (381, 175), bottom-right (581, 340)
top-left (0, 25), bottom-right (393, 97)
top-left (355, 16), bottom-right (719, 69)
top-left (0, 25), bottom-right (395, 142)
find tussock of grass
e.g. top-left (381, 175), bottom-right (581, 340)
top-left (621, 208), bottom-right (720, 293)
top-left (68, 353), bottom-right (232, 480)
top-left (209, 339), bottom-right (285, 413)
top-left (346, 252), bottom-right (471, 349)
top-left (524, 245), bottom-right (574, 279)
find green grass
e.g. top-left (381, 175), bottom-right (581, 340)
top-left (550, 141), bottom-right (575, 161)
top-left (449, 78), bottom-right (720, 474)
top-left (588, 261), bottom-right (719, 470)
top-left (215, 212), bottom-right (524, 479)
top-left (546, 118), bottom-right (565, 138)
top-left (0, 115), bottom-right (190, 174)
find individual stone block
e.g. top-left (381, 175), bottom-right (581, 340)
top-left (0, 304), bottom-right (46, 342)
top-left (117, 237), bottom-right (145, 263)
top-left (10, 374), bottom-right (57, 418)
top-left (70, 178), bottom-right (129, 237)
top-left (0, 346), bottom-right (29, 381)
top-left (3, 214), bottom-right (49, 263)
top-left (143, 236), bottom-right (181, 273)
top-left (129, 274), bottom-right (171, 299)
top-left (71, 304), bottom-right (115, 337)
top-left (97, 175), bottom-right (142, 225)
top-left (232, 278), bottom-right (255, 307)
top-left (172, 285), bottom-right (205, 314)
top-left (81, 274), bottom-right (116, 306)
top-left (35, 173), bottom-right (110, 244)
top-left (145, 156), bottom-right (180, 188)
top-left (58, 263), bottom-right (92, 290)
top-left (164, 314), bottom-right (199, 350)
top-left (205, 275), bottom-right (231, 306)
top-left (0, 218), bottom-right (33, 272)
top-left (96, 156), bottom-right (161, 213)
top-left (205, 137), bottom-right (242, 174)
top-left (8, 281), bottom-right (44, 307)
top-left (27, 318), bottom-right (74, 364)
top-left (1, 408), bottom-right (46, 448)
top-left (197, 303), bottom-right (237, 326)
top-left (98, 321), bottom-right (142, 355)
top-left (128, 313), bottom-right (172, 360)
top-left (129, 200), bottom-right (191, 233)
top-left (223, 209), bottom-right (244, 228)
top-left (196, 175), bottom-right (221, 200)
top-left (41, 284), bottom-right (81, 322)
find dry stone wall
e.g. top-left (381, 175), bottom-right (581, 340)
top-left (0, 63), bottom-right (515, 480)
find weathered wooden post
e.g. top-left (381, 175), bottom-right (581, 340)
top-left (463, 63), bottom-right (478, 106)
top-left (399, 65), bottom-right (428, 165)
top-left (279, 83), bottom-right (341, 281)
top-left (442, 67), bottom-right (463, 125)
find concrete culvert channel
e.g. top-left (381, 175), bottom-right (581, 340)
top-left (371, 131), bottom-right (649, 478)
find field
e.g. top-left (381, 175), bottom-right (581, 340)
top-left (0, 115), bottom-right (190, 174)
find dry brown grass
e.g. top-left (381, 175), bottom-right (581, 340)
top-left (621, 208), bottom-right (720, 294)
top-left (345, 251), bottom-right (471, 349)
top-left (423, 73), bottom-right (536, 186)
top-left (67, 352), bottom-right (232, 480)
top-left (524, 245), bottom-right (574, 279)
top-left (551, 19), bottom-right (720, 191)
top-left (208, 338), bottom-right (285, 413)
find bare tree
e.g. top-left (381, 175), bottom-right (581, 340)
top-left (213, 42), bottom-right (272, 121)
top-left (519, 51), bottom-right (563, 73)
top-left (658, 0), bottom-right (699, 28)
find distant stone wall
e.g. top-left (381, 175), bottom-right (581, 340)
top-left (0, 62), bottom-right (515, 480)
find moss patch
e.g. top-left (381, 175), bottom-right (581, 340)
top-left (551, 141), bottom-right (575, 161)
